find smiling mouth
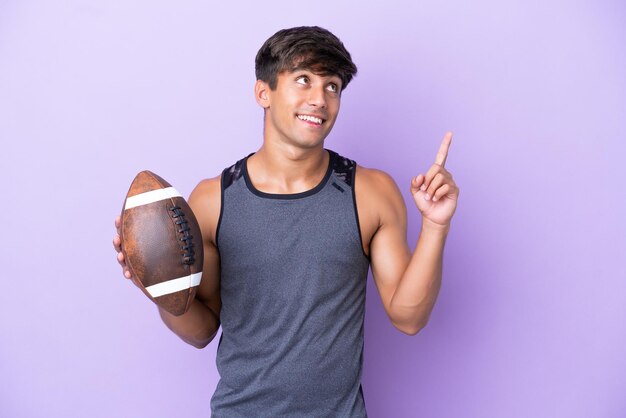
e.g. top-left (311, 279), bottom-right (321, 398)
top-left (297, 114), bottom-right (325, 126)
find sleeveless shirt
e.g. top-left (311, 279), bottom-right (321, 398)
top-left (210, 149), bottom-right (370, 417)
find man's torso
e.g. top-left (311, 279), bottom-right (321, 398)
top-left (210, 149), bottom-right (370, 417)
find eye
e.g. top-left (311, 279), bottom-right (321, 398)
top-left (296, 75), bottom-right (309, 85)
top-left (327, 83), bottom-right (339, 93)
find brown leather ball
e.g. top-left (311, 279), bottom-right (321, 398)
top-left (120, 171), bottom-right (203, 316)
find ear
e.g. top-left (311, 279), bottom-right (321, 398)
top-left (254, 79), bottom-right (270, 109)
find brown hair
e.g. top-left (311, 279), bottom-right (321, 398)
top-left (255, 26), bottom-right (358, 92)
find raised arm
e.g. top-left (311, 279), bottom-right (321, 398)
top-left (361, 132), bottom-right (459, 335)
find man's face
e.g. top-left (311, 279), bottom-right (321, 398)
top-left (260, 69), bottom-right (342, 149)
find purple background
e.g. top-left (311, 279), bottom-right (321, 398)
top-left (1, 1), bottom-right (625, 417)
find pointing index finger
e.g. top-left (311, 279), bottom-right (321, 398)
top-left (435, 131), bottom-right (453, 167)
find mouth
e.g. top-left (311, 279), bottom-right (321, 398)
top-left (296, 114), bottom-right (326, 127)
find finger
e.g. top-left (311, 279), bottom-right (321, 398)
top-left (115, 215), bottom-right (121, 229)
top-left (434, 132), bottom-right (453, 167)
top-left (410, 174), bottom-right (425, 193)
top-left (117, 251), bottom-right (126, 266)
top-left (113, 235), bottom-right (122, 252)
top-left (432, 184), bottom-right (451, 202)
top-left (425, 173), bottom-right (446, 200)
top-left (421, 164), bottom-right (447, 193)
top-left (125, 269), bottom-right (132, 280)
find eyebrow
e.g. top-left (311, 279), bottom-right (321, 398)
top-left (293, 69), bottom-right (339, 79)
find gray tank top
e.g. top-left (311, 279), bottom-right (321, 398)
top-left (211, 149), bottom-right (370, 417)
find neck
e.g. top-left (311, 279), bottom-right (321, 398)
top-left (247, 141), bottom-right (330, 195)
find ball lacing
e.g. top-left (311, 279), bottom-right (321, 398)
top-left (169, 206), bottom-right (195, 265)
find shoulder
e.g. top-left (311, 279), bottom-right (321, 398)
top-left (355, 164), bottom-right (403, 204)
top-left (329, 149), bottom-right (402, 201)
top-left (355, 164), bottom-right (398, 190)
top-left (355, 164), bottom-right (407, 227)
top-left (189, 174), bottom-right (221, 199)
top-left (188, 174), bottom-right (222, 245)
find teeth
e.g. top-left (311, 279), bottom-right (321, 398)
top-left (297, 114), bottom-right (323, 124)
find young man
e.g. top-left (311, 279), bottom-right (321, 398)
top-left (113, 26), bottom-right (459, 417)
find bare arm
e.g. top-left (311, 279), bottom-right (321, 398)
top-left (114, 175), bottom-right (223, 348)
top-left (360, 134), bottom-right (458, 335)
top-left (157, 176), bottom-right (222, 348)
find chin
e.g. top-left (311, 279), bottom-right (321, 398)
top-left (284, 133), bottom-right (325, 149)
top-left (298, 137), bottom-right (328, 149)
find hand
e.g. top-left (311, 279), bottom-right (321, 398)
top-left (410, 132), bottom-right (459, 227)
top-left (113, 215), bottom-right (141, 288)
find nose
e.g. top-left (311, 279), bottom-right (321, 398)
top-left (307, 86), bottom-right (327, 108)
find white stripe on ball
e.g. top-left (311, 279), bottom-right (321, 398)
top-left (125, 187), bottom-right (182, 209)
top-left (145, 272), bottom-right (202, 298)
